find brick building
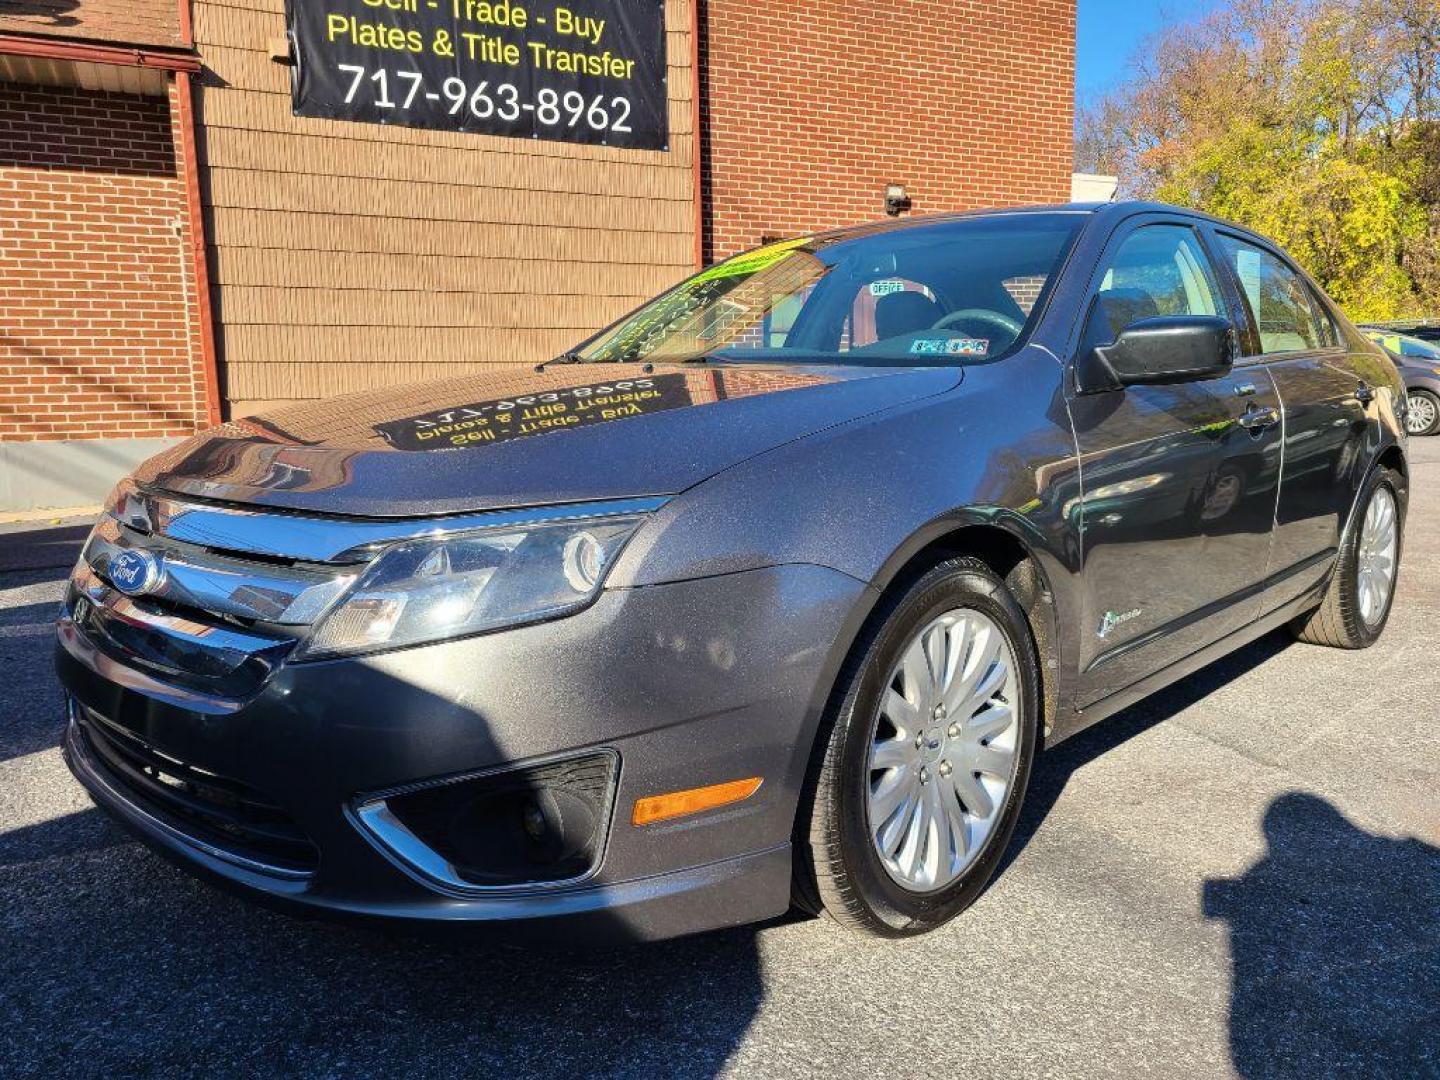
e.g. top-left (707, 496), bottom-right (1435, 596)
top-left (0, 0), bottom-right (1074, 512)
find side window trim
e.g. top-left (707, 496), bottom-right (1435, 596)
top-left (1304, 284), bottom-right (1345, 351)
top-left (1060, 211), bottom-right (1190, 366)
top-left (1197, 223), bottom-right (1263, 363)
top-left (1064, 216), bottom-right (1234, 393)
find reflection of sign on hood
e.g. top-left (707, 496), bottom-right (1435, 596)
top-left (373, 375), bottom-right (693, 451)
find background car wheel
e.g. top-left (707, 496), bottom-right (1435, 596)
top-left (1406, 389), bottom-right (1440, 436)
top-left (795, 556), bottom-right (1040, 937)
top-left (1291, 467), bottom-right (1405, 649)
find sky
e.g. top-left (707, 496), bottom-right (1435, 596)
top-left (1075, 0), bottom-right (1173, 100)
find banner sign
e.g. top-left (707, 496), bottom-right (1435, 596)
top-left (287, 0), bottom-right (669, 150)
top-left (373, 375), bottom-right (692, 449)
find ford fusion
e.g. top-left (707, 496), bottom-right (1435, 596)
top-left (59, 202), bottom-right (1407, 940)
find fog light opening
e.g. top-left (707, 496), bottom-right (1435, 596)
top-left (364, 752), bottom-right (617, 890)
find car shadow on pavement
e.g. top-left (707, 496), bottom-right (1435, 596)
top-left (1, 819), bottom-right (769, 1079)
top-left (0, 808), bottom-right (126, 868)
top-left (1001, 629), bottom-right (1439, 1077)
top-left (1204, 792), bottom-right (1440, 1077)
top-left (1006, 627), bottom-right (1296, 865)
top-left (1, 589), bottom-right (72, 765)
top-left (2, 795), bottom-right (767, 1080)
top-left (0, 523), bottom-right (91, 573)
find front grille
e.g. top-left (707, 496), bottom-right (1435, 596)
top-left (76, 706), bottom-right (318, 876)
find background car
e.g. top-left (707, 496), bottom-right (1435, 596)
top-left (1360, 327), bottom-right (1440, 436)
top-left (1362, 318), bottom-right (1440, 344)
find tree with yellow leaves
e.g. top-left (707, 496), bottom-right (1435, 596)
top-left (1077, 0), bottom-right (1440, 320)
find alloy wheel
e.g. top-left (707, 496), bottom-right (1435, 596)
top-left (1406, 392), bottom-right (1437, 435)
top-left (865, 608), bottom-right (1021, 893)
top-left (1357, 486), bottom-right (1398, 626)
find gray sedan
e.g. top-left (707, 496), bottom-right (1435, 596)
top-left (58, 202), bottom-right (1408, 941)
top-left (1360, 327), bottom-right (1440, 436)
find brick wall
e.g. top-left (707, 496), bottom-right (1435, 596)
top-left (699, 0), bottom-right (1076, 260)
top-left (0, 80), bottom-right (210, 442)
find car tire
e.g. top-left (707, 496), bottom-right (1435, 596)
top-left (794, 556), bottom-right (1040, 937)
top-left (1406, 389), bottom-right (1440, 436)
top-left (1291, 467), bottom-right (1405, 649)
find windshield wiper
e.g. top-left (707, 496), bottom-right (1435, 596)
top-left (534, 350), bottom-right (586, 372)
top-left (678, 352), bottom-right (737, 365)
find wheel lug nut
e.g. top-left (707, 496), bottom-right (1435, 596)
top-left (919, 767), bottom-right (929, 784)
top-left (947, 723), bottom-right (960, 738)
top-left (939, 761), bottom-right (952, 777)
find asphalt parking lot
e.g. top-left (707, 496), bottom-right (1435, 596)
top-left (2, 440), bottom-right (1436, 1079)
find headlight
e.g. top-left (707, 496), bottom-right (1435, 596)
top-left (296, 516), bottom-right (645, 660)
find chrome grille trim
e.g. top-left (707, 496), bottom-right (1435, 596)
top-left (114, 488), bottom-right (670, 564)
top-left (57, 618), bottom-right (246, 715)
top-left (72, 563), bottom-right (289, 665)
top-left (68, 564), bottom-right (293, 698)
top-left (85, 516), bottom-right (355, 626)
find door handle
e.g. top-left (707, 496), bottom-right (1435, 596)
top-left (1238, 405), bottom-right (1280, 431)
top-left (1356, 381), bottom-right (1375, 404)
top-left (1233, 383), bottom-right (1258, 398)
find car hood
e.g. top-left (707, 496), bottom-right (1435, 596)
top-left (135, 363), bottom-right (962, 517)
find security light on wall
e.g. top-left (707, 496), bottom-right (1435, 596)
top-left (884, 185), bottom-right (912, 217)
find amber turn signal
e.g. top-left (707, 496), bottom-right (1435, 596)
top-left (632, 777), bottom-right (763, 826)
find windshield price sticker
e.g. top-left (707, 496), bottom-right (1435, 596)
top-left (693, 237), bottom-right (812, 284)
top-left (909, 337), bottom-right (990, 356)
top-left (287, 0), bottom-right (668, 149)
top-left (374, 375), bottom-right (692, 449)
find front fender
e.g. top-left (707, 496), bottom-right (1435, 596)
top-left (607, 348), bottom-right (1084, 722)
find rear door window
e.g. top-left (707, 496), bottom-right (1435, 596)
top-left (1218, 236), bottom-right (1321, 355)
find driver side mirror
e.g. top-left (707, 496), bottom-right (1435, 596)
top-left (1078, 315), bottom-right (1235, 392)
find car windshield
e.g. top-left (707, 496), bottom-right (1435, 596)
top-left (570, 214), bottom-right (1084, 367)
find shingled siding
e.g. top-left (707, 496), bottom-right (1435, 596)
top-left (192, 0), bottom-right (699, 416)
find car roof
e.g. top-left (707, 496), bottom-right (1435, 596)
top-left (793, 200), bottom-right (1263, 249)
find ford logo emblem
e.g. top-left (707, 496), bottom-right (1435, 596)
top-left (108, 549), bottom-right (164, 597)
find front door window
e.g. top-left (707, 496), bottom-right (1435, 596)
top-left (1093, 224), bottom-right (1222, 338)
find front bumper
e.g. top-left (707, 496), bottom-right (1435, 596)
top-left (57, 563), bottom-right (868, 941)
